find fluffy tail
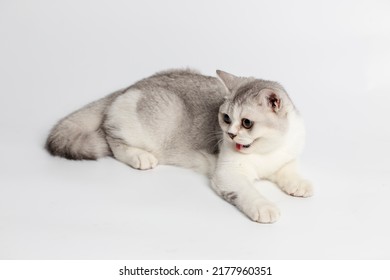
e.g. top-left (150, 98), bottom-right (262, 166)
top-left (46, 91), bottom-right (122, 160)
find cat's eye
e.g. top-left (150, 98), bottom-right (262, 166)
top-left (223, 114), bottom-right (231, 124)
top-left (242, 118), bottom-right (253, 129)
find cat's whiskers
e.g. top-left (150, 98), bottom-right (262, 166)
top-left (202, 131), bottom-right (222, 145)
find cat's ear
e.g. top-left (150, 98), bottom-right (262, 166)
top-left (262, 89), bottom-right (283, 113)
top-left (216, 70), bottom-right (240, 93)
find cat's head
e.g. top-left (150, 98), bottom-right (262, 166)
top-left (216, 70), bottom-right (296, 154)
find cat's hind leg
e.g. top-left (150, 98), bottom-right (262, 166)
top-left (103, 89), bottom-right (159, 170)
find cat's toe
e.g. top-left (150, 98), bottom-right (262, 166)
top-left (284, 180), bottom-right (313, 197)
top-left (139, 153), bottom-right (158, 170)
top-left (129, 153), bottom-right (158, 170)
top-left (245, 201), bottom-right (280, 223)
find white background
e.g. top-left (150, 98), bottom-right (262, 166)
top-left (0, 0), bottom-right (389, 259)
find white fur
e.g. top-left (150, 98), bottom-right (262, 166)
top-left (212, 111), bottom-right (313, 223)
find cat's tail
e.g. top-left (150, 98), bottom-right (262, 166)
top-left (45, 90), bottom-right (122, 160)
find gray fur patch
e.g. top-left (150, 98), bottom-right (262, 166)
top-left (221, 191), bottom-right (238, 205)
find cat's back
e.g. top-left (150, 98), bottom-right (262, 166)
top-left (131, 69), bottom-right (226, 107)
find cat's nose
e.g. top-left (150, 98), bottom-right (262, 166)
top-left (228, 133), bottom-right (236, 139)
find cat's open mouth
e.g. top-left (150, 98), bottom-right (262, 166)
top-left (235, 143), bottom-right (251, 150)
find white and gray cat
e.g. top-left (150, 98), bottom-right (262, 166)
top-left (46, 69), bottom-right (313, 223)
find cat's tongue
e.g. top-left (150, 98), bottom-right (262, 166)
top-left (236, 143), bottom-right (243, 150)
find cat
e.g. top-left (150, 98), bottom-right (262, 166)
top-left (46, 69), bottom-right (313, 223)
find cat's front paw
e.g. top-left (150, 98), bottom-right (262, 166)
top-left (242, 200), bottom-right (280, 223)
top-left (282, 179), bottom-right (313, 197)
